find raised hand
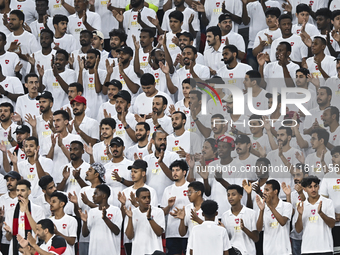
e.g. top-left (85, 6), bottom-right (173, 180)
top-left (7, 150), bottom-right (17, 165)
top-left (3, 222), bottom-right (11, 234)
top-left (17, 234), bottom-right (28, 248)
top-left (281, 182), bottom-right (291, 196)
top-left (11, 112), bottom-right (22, 123)
top-left (25, 114), bottom-right (37, 128)
top-left (68, 191), bottom-right (78, 204)
top-left (256, 195), bottom-right (265, 211)
top-left (242, 179), bottom-right (252, 194)
top-left (14, 62), bottom-right (23, 73)
top-left (112, 10), bottom-right (123, 23)
top-left (106, 59), bottom-right (114, 76)
top-left (170, 206), bottom-right (185, 219)
top-left (102, 206), bottom-right (107, 219)
top-left (282, 0), bottom-right (292, 12)
top-left (129, 192), bottom-right (139, 207)
top-left (84, 143), bottom-right (93, 155)
top-left (147, 15), bottom-right (159, 27)
top-left (257, 52), bottom-right (266, 66)
top-left (168, 196), bottom-right (176, 208)
top-left (62, 166), bottom-right (70, 180)
top-left (192, 1), bottom-right (205, 12)
top-left (78, 209), bottom-right (88, 222)
top-left (26, 53), bottom-right (35, 66)
top-left (297, 201), bottom-right (304, 215)
top-left (318, 200), bottom-right (323, 214)
top-left (124, 206), bottom-right (133, 218)
top-left (307, 74), bottom-right (320, 89)
top-left (118, 191), bottom-right (126, 205)
top-left (159, 61), bottom-right (169, 74)
top-left (146, 204), bottom-right (152, 219)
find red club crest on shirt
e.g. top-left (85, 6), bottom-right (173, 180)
top-left (298, 195), bottom-right (301, 201)
top-left (334, 135), bottom-right (337, 141)
top-left (290, 42), bottom-right (294, 46)
top-left (5, 60), bottom-right (9, 64)
top-left (337, 179), bottom-right (340, 184)
top-left (309, 1), bottom-right (314, 6)
top-left (62, 224), bottom-right (67, 229)
top-left (287, 157), bottom-right (291, 162)
top-left (113, 169), bottom-right (118, 172)
top-left (271, 213), bottom-right (275, 219)
top-left (133, 15), bottom-right (137, 20)
top-left (235, 218), bottom-right (239, 224)
top-left (55, 43), bottom-right (60, 47)
top-left (155, 73), bottom-right (159, 78)
top-left (77, 22), bottom-right (82, 27)
top-left (316, 161), bottom-right (320, 166)
top-left (315, 65), bottom-right (319, 71)
top-left (256, 102), bottom-right (261, 107)
top-left (185, 110), bottom-right (189, 114)
top-left (138, 152), bottom-right (143, 157)
top-left (155, 162), bottom-right (159, 167)
top-left (221, 39), bottom-right (225, 44)
top-left (191, 121), bottom-right (194, 127)
top-left (297, 29), bottom-right (301, 34)
top-left (186, 73), bottom-right (191, 78)
top-left (143, 56), bottom-right (147, 61)
top-left (216, 2), bottom-right (220, 7)
top-left (5, 84), bottom-right (8, 88)
top-left (36, 102), bottom-right (40, 108)
top-left (252, 142), bottom-right (256, 149)
top-left (246, 164), bottom-right (250, 170)
top-left (118, 124), bottom-right (123, 129)
top-left (17, 5), bottom-right (21, 9)
top-left (108, 214), bottom-right (113, 219)
top-left (29, 167), bottom-right (34, 173)
top-left (331, 39), bottom-right (334, 44)
top-left (89, 78), bottom-right (93, 83)
top-left (45, 124), bottom-right (49, 130)
top-left (10, 203), bottom-right (15, 207)
top-left (175, 140), bottom-right (179, 146)
top-left (183, 190), bottom-right (188, 196)
top-left (223, 105), bottom-right (227, 111)
top-left (104, 149), bottom-right (107, 155)
top-left (119, 74), bottom-right (123, 79)
top-left (65, 144), bottom-right (70, 150)
top-left (311, 209), bottom-right (316, 215)
top-left (20, 154), bottom-right (25, 159)
top-left (56, 0), bottom-right (60, 3)
top-left (229, 73), bottom-right (233, 78)
top-left (153, 126), bottom-right (157, 131)
top-left (20, 216), bottom-right (25, 221)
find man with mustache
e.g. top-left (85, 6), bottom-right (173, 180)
top-left (144, 130), bottom-right (179, 204)
top-left (53, 15), bottom-right (78, 54)
top-left (107, 29), bottom-right (127, 60)
top-left (38, 49), bottom-right (77, 111)
top-left (7, 125), bottom-right (30, 165)
top-left (204, 26), bottom-right (225, 75)
top-left (322, 106), bottom-right (340, 150)
top-left (69, 30), bottom-right (93, 73)
top-left (125, 122), bottom-right (151, 161)
top-left (0, 103), bottom-right (18, 150)
top-left (104, 137), bottom-right (133, 196)
top-left (96, 79), bottom-right (120, 122)
top-left (0, 171), bottom-right (20, 255)
top-left (132, 28), bottom-right (154, 71)
top-left (325, 54), bottom-right (340, 110)
top-left (85, 118), bottom-right (116, 165)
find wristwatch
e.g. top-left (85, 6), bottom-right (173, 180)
top-left (193, 117), bottom-right (199, 122)
top-left (155, 124), bottom-right (161, 129)
top-left (124, 124), bottom-right (130, 130)
top-left (120, 177), bottom-right (125, 183)
top-left (147, 216), bottom-right (153, 221)
top-left (3, 91), bottom-right (9, 97)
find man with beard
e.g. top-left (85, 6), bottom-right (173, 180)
top-left (303, 87), bottom-right (332, 135)
top-left (6, 10), bottom-right (39, 81)
top-left (216, 45), bottom-right (252, 91)
top-left (85, 118), bottom-right (116, 165)
top-left (161, 160), bottom-right (190, 255)
top-left (70, 95), bottom-right (99, 147)
top-left (320, 146), bottom-right (340, 253)
top-left (171, 45), bottom-right (210, 101)
top-left (53, 15), bottom-right (78, 54)
top-left (96, 79), bottom-right (120, 122)
top-left (266, 126), bottom-right (302, 199)
top-left (68, 163), bottom-right (106, 255)
top-left (125, 122), bottom-right (151, 161)
top-left (109, 46), bottom-right (140, 105)
top-left (144, 130), bottom-right (179, 204)
top-left (204, 26), bottom-right (224, 75)
top-left (47, 110), bottom-right (82, 174)
top-left (104, 137), bottom-right (133, 196)
top-left (0, 64), bottom-right (24, 107)
top-left (325, 55), bottom-right (340, 110)
top-left (78, 49), bottom-right (106, 116)
top-left (70, 30), bottom-right (93, 73)
top-left (0, 103), bottom-right (18, 150)
top-left (4, 179), bottom-right (45, 255)
top-left (112, 0), bottom-right (156, 48)
top-left (133, 28), bottom-right (154, 71)
top-left (256, 179), bottom-right (293, 255)
top-left (7, 125), bottom-right (30, 166)
top-left (0, 171), bottom-right (20, 255)
top-left (107, 29), bottom-right (127, 61)
top-left (38, 49), bottom-right (77, 110)
top-left (25, 91), bottom-right (54, 156)
top-left (323, 106), bottom-right (340, 150)
top-left (15, 136), bottom-right (52, 199)
top-left (210, 114), bottom-right (228, 139)
top-left (15, 74), bottom-right (40, 125)
top-left (57, 140), bottom-right (90, 195)
top-left (113, 90), bottom-right (138, 149)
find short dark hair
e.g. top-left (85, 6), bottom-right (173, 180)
top-left (266, 179), bottom-right (280, 196)
top-left (278, 13), bottom-right (292, 23)
top-left (140, 28), bottom-right (155, 38)
top-left (80, 30), bottom-right (93, 38)
top-left (206, 26), bottom-right (221, 41)
top-left (40, 29), bottom-right (54, 39)
top-left (188, 181), bottom-right (204, 197)
top-left (10, 10), bottom-right (24, 21)
top-left (332, 10), bottom-right (340, 20)
top-left (38, 175), bottom-right (54, 190)
top-left (17, 179), bottom-right (31, 190)
top-left (136, 187), bottom-right (150, 198)
top-left (169, 160), bottom-right (188, 176)
top-left (201, 200), bottom-right (218, 218)
top-left (70, 140), bottom-right (84, 150)
top-left (296, 3), bottom-right (310, 14)
top-left (301, 175), bottom-right (320, 187)
top-left (96, 184), bottom-right (111, 198)
top-left (0, 102), bottom-right (14, 113)
top-left (331, 146), bottom-right (340, 156)
top-left (50, 191), bottom-right (68, 207)
top-left (141, 73), bottom-right (155, 86)
top-left (0, 32), bottom-right (6, 41)
top-left (152, 130), bottom-right (166, 140)
top-left (315, 8), bottom-right (332, 19)
top-left (53, 14), bottom-right (68, 25)
top-left (313, 36), bottom-right (327, 46)
top-left (53, 110), bottom-right (69, 121)
top-left (211, 113), bottom-right (224, 120)
top-left (249, 114), bottom-right (263, 125)
top-left (279, 41), bottom-right (292, 52)
top-left (319, 86), bottom-right (332, 97)
top-left (227, 184), bottom-right (243, 195)
top-left (100, 118), bottom-right (116, 129)
top-left (37, 219), bottom-right (54, 234)
top-left (295, 163), bottom-right (308, 174)
top-left (246, 70), bottom-right (261, 84)
top-left (136, 122), bottom-right (150, 132)
top-left (223, 44), bottom-right (238, 58)
top-left (265, 7), bottom-right (281, 18)
top-left (87, 48), bottom-right (100, 58)
top-left (327, 106), bottom-right (340, 123)
top-left (256, 157), bottom-right (271, 166)
top-left (169, 10), bottom-right (184, 22)
top-left (205, 138), bottom-right (217, 153)
top-left (25, 136), bottom-right (39, 146)
top-left (278, 126), bottom-right (293, 137)
top-left (189, 90), bottom-right (202, 101)
top-left (172, 111), bottom-right (187, 121)
top-left (296, 68), bottom-right (310, 76)
top-left (311, 128), bottom-right (330, 146)
top-left (69, 82), bottom-right (83, 93)
top-left (154, 95), bottom-right (168, 106)
top-left (25, 73), bottom-right (38, 83)
top-left (182, 78), bottom-right (196, 88)
top-left (183, 45), bottom-right (197, 55)
top-left (109, 29), bottom-right (127, 43)
top-left (56, 49), bottom-right (69, 61)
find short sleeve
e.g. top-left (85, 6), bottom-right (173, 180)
top-left (154, 207), bottom-right (166, 231)
top-left (160, 187), bottom-right (169, 208)
top-left (222, 228), bottom-right (232, 251)
top-left (12, 77), bottom-right (24, 94)
top-left (282, 202), bottom-right (293, 220)
top-left (325, 199), bottom-right (336, 220)
top-left (50, 236), bottom-right (67, 255)
top-left (68, 217), bottom-right (78, 238)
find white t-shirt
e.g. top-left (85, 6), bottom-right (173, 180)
top-left (305, 151), bottom-right (332, 180)
top-left (0, 52), bottom-right (20, 77)
top-left (125, 143), bottom-right (150, 161)
top-left (244, 89), bottom-right (268, 117)
top-left (27, 49), bottom-right (56, 76)
top-left (34, 191), bottom-right (73, 217)
top-left (161, 7), bottom-right (199, 33)
top-left (217, 63), bottom-right (253, 91)
top-left (325, 76), bottom-right (340, 111)
top-left (70, 116), bottom-right (100, 145)
top-left (54, 34), bottom-right (78, 53)
top-left (329, 125), bottom-right (340, 147)
top-left (166, 130), bottom-right (202, 155)
top-left (133, 91), bottom-right (174, 115)
top-left (48, 0), bottom-right (73, 16)
top-left (92, 141), bottom-right (111, 165)
top-left (306, 55), bottom-right (337, 80)
top-left (0, 76), bottom-right (24, 108)
top-left (0, 193), bottom-right (17, 244)
top-left (143, 65), bottom-right (174, 96)
top-left (292, 23), bottom-right (320, 38)
top-left (97, 101), bottom-right (117, 123)
top-left (0, 14), bottom-right (11, 36)
top-left (303, 107), bottom-right (325, 131)
top-left (113, 112), bottom-right (138, 149)
top-left (0, 122), bottom-right (17, 151)
top-left (203, 45), bottom-right (224, 72)
top-left (16, 94), bottom-right (40, 123)
top-left (221, 206), bottom-right (257, 255)
top-left (246, 1), bottom-right (268, 49)
top-left (330, 0), bottom-right (340, 11)
top-left (87, 206), bottom-right (123, 255)
top-left (10, 0), bottom-right (38, 25)
top-left (146, 115), bottom-right (173, 137)
top-left (93, 0), bottom-right (120, 38)
top-left (222, 31), bottom-right (246, 54)
top-left (130, 206), bottom-right (165, 255)
top-left (35, 115), bottom-right (52, 156)
top-left (30, 18), bottom-right (54, 43)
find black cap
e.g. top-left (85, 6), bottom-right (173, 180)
top-left (128, 159), bottom-right (148, 171)
top-left (205, 76), bottom-right (224, 84)
top-left (176, 31), bottom-right (194, 41)
top-left (113, 90), bottom-right (131, 103)
top-left (116, 46), bottom-right (133, 56)
top-left (36, 91), bottom-right (54, 102)
top-left (104, 79), bottom-right (122, 90)
top-left (110, 137), bottom-right (124, 147)
top-left (218, 13), bottom-right (232, 23)
top-left (235, 134), bottom-right (251, 144)
top-left (4, 171), bottom-right (21, 181)
top-left (14, 125), bottom-right (30, 134)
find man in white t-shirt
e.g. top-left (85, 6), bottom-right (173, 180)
top-left (0, 32), bottom-right (20, 78)
top-left (204, 26), bottom-right (224, 75)
top-left (0, 103), bottom-right (18, 151)
top-left (323, 106), bottom-right (340, 149)
top-left (161, 159), bottom-right (190, 255)
top-left (295, 176), bottom-right (336, 254)
top-left (256, 179), bottom-right (293, 255)
top-left (96, 79), bottom-right (120, 122)
top-left (125, 122), bottom-right (151, 161)
top-left (53, 15), bottom-right (78, 53)
top-left (0, 65), bottom-right (23, 110)
top-left (292, 4), bottom-right (320, 37)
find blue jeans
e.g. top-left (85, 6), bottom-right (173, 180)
top-left (79, 242), bottom-right (89, 255)
top-left (291, 238), bottom-right (302, 255)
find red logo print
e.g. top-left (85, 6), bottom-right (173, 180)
top-left (316, 161), bottom-right (320, 166)
top-left (108, 214), bottom-right (113, 219)
top-left (256, 102), bottom-right (261, 107)
top-left (65, 144), bottom-right (70, 150)
top-left (229, 73), bottom-right (233, 78)
top-left (297, 29), bottom-right (301, 34)
top-left (315, 65), bottom-right (319, 71)
top-left (17, 5), bottom-right (21, 9)
top-left (10, 203), bottom-right (15, 207)
top-left (143, 56), bottom-right (147, 61)
top-left (62, 224), bottom-right (67, 229)
top-left (154, 126), bottom-right (157, 131)
top-left (337, 179), bottom-right (340, 184)
top-left (5, 84), bottom-right (8, 88)
top-left (235, 218), bottom-right (239, 224)
top-left (55, 43), bottom-right (60, 47)
top-left (287, 157), bottom-right (291, 162)
top-left (20, 154), bottom-right (25, 159)
top-left (298, 196), bottom-right (301, 201)
top-left (118, 124), bottom-right (123, 129)
top-left (119, 74), bottom-right (123, 79)
top-left (14, 40), bottom-right (18, 43)
top-left (45, 124), bottom-right (49, 130)
top-left (311, 209), bottom-right (316, 215)
top-left (56, 0), bottom-right (60, 2)
top-left (271, 213), bottom-right (275, 219)
top-left (252, 142), bottom-right (256, 149)
top-left (216, 2), bottom-right (220, 7)
top-left (138, 152), bottom-right (143, 157)
top-left (36, 102), bottom-right (40, 108)
top-left (133, 15), bottom-right (137, 20)
top-left (89, 78), bottom-right (93, 83)
top-left (5, 60), bottom-right (9, 64)
top-left (331, 39), bottom-right (334, 44)
top-left (183, 190), bottom-right (188, 196)
top-left (309, 0), bottom-right (314, 6)
top-left (185, 110), bottom-right (189, 114)
top-left (175, 140), bottom-right (179, 146)
top-left (113, 169), bottom-right (118, 172)
top-left (29, 168), bottom-right (34, 173)
top-left (223, 105), bottom-right (227, 111)
top-left (246, 164), bottom-right (251, 170)
top-left (191, 121), bottom-right (194, 127)
top-left (77, 22), bottom-right (81, 27)
top-left (104, 149), bottom-right (107, 155)
top-left (333, 135), bottom-right (337, 141)
top-left (155, 162), bottom-right (159, 167)
top-left (290, 42), bottom-right (294, 46)
top-left (186, 73), bottom-right (191, 78)
top-left (20, 216), bottom-right (25, 221)
top-left (221, 39), bottom-right (225, 44)
top-left (155, 73), bottom-right (159, 78)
